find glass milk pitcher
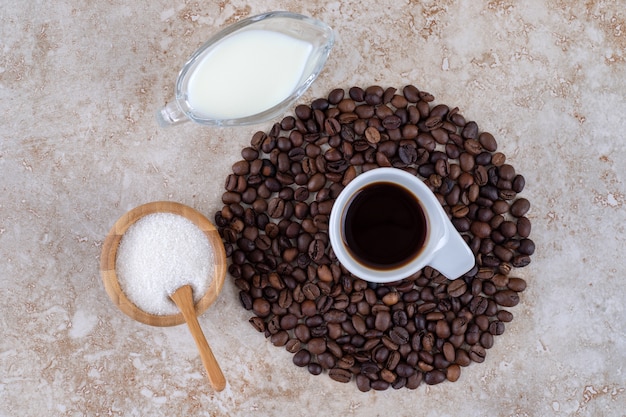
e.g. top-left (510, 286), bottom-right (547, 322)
top-left (156, 11), bottom-right (335, 127)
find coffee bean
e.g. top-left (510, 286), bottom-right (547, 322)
top-left (450, 204), bottom-right (468, 218)
top-left (376, 86), bottom-right (395, 105)
top-left (499, 189), bottom-right (517, 200)
top-left (447, 280), bottom-right (467, 297)
top-left (302, 282), bottom-right (320, 300)
top-left (366, 379), bottom-right (387, 391)
top-left (365, 85), bottom-right (384, 104)
top-left (324, 309), bottom-right (347, 323)
top-left (271, 330), bottom-right (289, 346)
top-left (478, 132), bottom-right (497, 151)
top-left (451, 317), bottom-right (468, 335)
top-left (328, 368), bottom-right (352, 383)
top-left (249, 316), bottom-right (265, 332)
top-left (239, 290), bottom-right (253, 309)
top-left (473, 166), bottom-right (488, 187)
top-left (285, 339), bottom-right (302, 352)
top-left (386, 350), bottom-right (401, 371)
top-left (224, 174), bottom-right (240, 192)
top-left (446, 364), bottom-right (461, 382)
top-left (238, 142), bottom-right (259, 159)
top-left (293, 324), bottom-right (311, 343)
top-left (424, 370), bottom-right (446, 385)
top-left (293, 349), bottom-right (311, 367)
top-left (306, 362), bottom-right (322, 376)
top-left (401, 85), bottom-right (418, 102)
top-left (250, 131), bottom-right (266, 149)
top-left (337, 355), bottom-right (356, 370)
top-left (480, 331), bottom-right (494, 349)
top-left (456, 154), bottom-right (473, 173)
top-left (354, 104), bottom-right (374, 119)
top-left (393, 363), bottom-right (414, 379)
top-left (493, 245), bottom-right (513, 262)
top-left (497, 164), bottom-right (515, 181)
top-left (279, 313), bottom-right (298, 330)
top-left (494, 290), bottom-right (520, 307)
top-left (499, 221), bottom-right (517, 238)
top-left (307, 172), bottom-right (326, 192)
top-left (469, 345), bottom-right (486, 363)
top-left (389, 326), bottom-right (410, 345)
top-left (382, 115), bottom-right (402, 130)
top-left (489, 320), bottom-right (505, 336)
top-left (463, 139), bottom-right (481, 155)
top-left (307, 337), bottom-right (327, 355)
top-left (459, 121), bottom-right (477, 139)
top-left (304, 239), bottom-right (323, 263)
top-left (512, 255), bottom-right (531, 267)
top-left (375, 310), bottom-right (392, 332)
top-left (364, 126), bottom-right (381, 144)
top-left (382, 290), bottom-right (400, 306)
top-left (252, 298), bottom-right (270, 317)
top-left (324, 118), bottom-right (341, 136)
top-left (497, 310), bottom-right (514, 322)
top-left (232, 160), bottom-right (250, 176)
top-left (470, 221), bottom-right (491, 238)
top-left (327, 88), bottom-right (345, 104)
top-left (356, 374), bottom-right (371, 392)
top-left (424, 114), bottom-right (443, 131)
top-left (378, 368), bottom-right (395, 384)
top-left (360, 361), bottom-right (378, 379)
top-left (512, 174), bottom-right (526, 193)
top-left (313, 352), bottom-right (333, 370)
top-left (388, 92), bottom-right (407, 108)
top-left (267, 198), bottom-right (285, 219)
top-left (516, 216), bottom-right (531, 238)
top-left (435, 320), bottom-right (451, 339)
top-left (345, 86), bottom-right (363, 102)
top-left (510, 198), bottom-right (530, 217)
top-left (397, 144), bottom-right (417, 164)
top-left (518, 238), bottom-right (535, 255)
top-left (507, 277), bottom-right (527, 292)
top-left (480, 185), bottom-right (499, 202)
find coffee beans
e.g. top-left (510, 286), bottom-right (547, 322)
top-left (216, 85), bottom-right (533, 390)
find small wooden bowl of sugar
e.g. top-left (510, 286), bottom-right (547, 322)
top-left (100, 201), bottom-right (227, 327)
top-left (100, 201), bottom-right (228, 390)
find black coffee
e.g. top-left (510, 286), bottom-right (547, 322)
top-left (342, 182), bottom-right (427, 269)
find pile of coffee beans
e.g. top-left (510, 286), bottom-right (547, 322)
top-left (214, 85), bottom-right (533, 391)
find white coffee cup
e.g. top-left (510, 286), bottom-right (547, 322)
top-left (328, 168), bottom-right (474, 283)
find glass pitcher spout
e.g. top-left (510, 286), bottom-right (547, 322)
top-left (156, 101), bottom-right (190, 127)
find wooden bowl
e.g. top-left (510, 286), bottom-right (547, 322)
top-left (100, 201), bottom-right (227, 327)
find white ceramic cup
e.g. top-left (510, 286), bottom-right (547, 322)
top-left (329, 168), bottom-right (475, 283)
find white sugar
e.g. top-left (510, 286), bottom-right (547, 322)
top-left (116, 212), bottom-right (214, 316)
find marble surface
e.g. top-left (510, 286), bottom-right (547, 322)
top-left (1, 0), bottom-right (625, 416)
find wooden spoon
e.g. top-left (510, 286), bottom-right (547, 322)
top-left (170, 285), bottom-right (226, 391)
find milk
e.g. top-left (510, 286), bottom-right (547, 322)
top-left (186, 29), bottom-right (314, 120)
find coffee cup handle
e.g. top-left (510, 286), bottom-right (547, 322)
top-left (427, 222), bottom-right (475, 280)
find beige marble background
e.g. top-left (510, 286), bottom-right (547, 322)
top-left (1, 0), bottom-right (625, 416)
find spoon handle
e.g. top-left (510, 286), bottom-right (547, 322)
top-left (171, 285), bottom-right (226, 391)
